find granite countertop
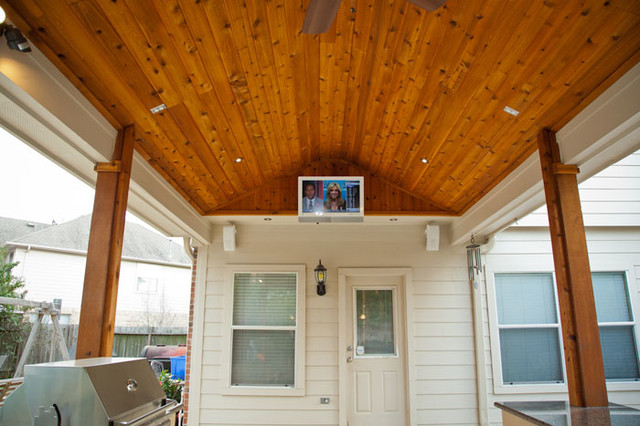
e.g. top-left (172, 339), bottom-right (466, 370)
top-left (495, 401), bottom-right (640, 426)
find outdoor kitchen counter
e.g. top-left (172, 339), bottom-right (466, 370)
top-left (495, 400), bottom-right (640, 426)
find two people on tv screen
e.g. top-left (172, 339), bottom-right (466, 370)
top-left (302, 181), bottom-right (346, 212)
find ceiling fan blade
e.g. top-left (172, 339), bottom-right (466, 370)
top-left (407, 0), bottom-right (447, 12)
top-left (302, 0), bottom-right (342, 34)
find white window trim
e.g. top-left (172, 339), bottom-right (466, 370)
top-left (592, 270), bottom-right (640, 389)
top-left (487, 263), bottom-right (640, 394)
top-left (486, 270), bottom-right (567, 394)
top-left (221, 264), bottom-right (306, 396)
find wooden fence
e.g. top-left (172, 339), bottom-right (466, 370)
top-left (0, 323), bottom-right (186, 379)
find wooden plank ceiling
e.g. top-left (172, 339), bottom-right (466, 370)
top-left (3, 0), bottom-right (640, 216)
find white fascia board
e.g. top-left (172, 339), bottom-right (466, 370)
top-left (450, 62), bottom-right (640, 246)
top-left (0, 40), bottom-right (210, 244)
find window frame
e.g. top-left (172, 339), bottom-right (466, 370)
top-left (221, 264), bottom-right (306, 396)
top-left (487, 271), bottom-right (567, 394)
top-left (591, 271), bottom-right (640, 383)
top-left (488, 263), bottom-right (640, 394)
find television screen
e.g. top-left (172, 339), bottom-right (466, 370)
top-left (298, 177), bottom-right (364, 222)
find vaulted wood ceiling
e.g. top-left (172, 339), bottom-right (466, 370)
top-left (3, 0), bottom-right (639, 216)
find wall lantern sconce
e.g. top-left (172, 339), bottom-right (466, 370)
top-left (315, 259), bottom-right (327, 296)
top-left (466, 235), bottom-right (482, 289)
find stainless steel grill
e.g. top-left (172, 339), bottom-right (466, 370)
top-left (0, 357), bottom-right (182, 426)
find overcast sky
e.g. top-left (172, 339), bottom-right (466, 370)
top-left (0, 127), bottom-right (163, 235)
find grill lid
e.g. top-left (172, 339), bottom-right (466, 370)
top-left (26, 357), bottom-right (166, 419)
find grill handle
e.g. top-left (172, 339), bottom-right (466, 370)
top-left (113, 399), bottom-right (182, 425)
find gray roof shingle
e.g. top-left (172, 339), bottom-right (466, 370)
top-left (2, 215), bottom-right (191, 265)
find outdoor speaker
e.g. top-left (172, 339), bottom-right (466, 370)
top-left (425, 224), bottom-right (439, 251)
top-left (223, 225), bottom-right (236, 251)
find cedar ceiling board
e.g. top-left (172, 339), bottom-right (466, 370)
top-left (166, 101), bottom-right (250, 196)
top-left (400, 1), bottom-right (531, 192)
top-left (154, 106), bottom-right (234, 201)
top-left (362, 0), bottom-right (418, 172)
top-left (153, 0), bottom-right (214, 95)
top-left (374, 5), bottom-right (441, 177)
top-left (95, 0), bottom-right (182, 108)
top-left (244, 0), bottom-right (300, 171)
top-left (5, 0), bottom-right (640, 216)
top-left (342, 0), bottom-right (374, 163)
top-left (233, 0), bottom-right (295, 173)
top-left (190, 5), bottom-right (272, 182)
top-left (136, 114), bottom-right (225, 209)
top-left (133, 135), bottom-right (209, 214)
top-left (223, 0), bottom-right (290, 175)
top-left (352, 0), bottom-right (404, 168)
top-left (288, 0), bottom-right (312, 165)
top-left (266, 0), bottom-right (304, 170)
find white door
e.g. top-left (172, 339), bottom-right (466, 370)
top-left (345, 275), bottom-right (407, 426)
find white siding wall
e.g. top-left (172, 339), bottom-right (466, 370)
top-left (484, 227), bottom-right (640, 424)
top-left (9, 247), bottom-right (191, 326)
top-left (196, 224), bottom-right (476, 426)
top-left (518, 150), bottom-right (640, 227)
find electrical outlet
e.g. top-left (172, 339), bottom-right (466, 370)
top-left (320, 397), bottom-right (330, 404)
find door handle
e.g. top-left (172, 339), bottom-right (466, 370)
top-left (347, 356), bottom-right (353, 363)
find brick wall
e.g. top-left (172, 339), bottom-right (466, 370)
top-left (183, 247), bottom-right (198, 426)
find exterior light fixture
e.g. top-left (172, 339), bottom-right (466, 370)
top-left (1, 24), bottom-right (31, 53)
top-left (314, 259), bottom-right (327, 296)
top-left (466, 235), bottom-right (482, 289)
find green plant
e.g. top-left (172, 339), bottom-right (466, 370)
top-left (159, 370), bottom-right (183, 402)
top-left (0, 248), bottom-right (28, 378)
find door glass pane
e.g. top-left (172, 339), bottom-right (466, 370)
top-left (356, 289), bottom-right (395, 356)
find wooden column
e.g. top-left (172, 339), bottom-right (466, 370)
top-left (76, 126), bottom-right (134, 358)
top-left (537, 128), bottom-right (608, 407)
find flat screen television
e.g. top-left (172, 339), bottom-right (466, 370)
top-left (298, 176), bottom-right (364, 222)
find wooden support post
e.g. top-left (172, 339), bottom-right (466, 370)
top-left (76, 126), bottom-right (134, 359)
top-left (537, 128), bottom-right (608, 407)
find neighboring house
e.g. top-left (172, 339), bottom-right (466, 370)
top-left (0, 218), bottom-right (50, 249)
top-left (1, 215), bottom-right (192, 328)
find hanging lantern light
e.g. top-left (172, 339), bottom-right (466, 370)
top-left (466, 235), bottom-right (482, 287)
top-left (315, 259), bottom-right (327, 296)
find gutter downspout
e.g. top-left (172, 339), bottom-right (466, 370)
top-left (471, 253), bottom-right (489, 426)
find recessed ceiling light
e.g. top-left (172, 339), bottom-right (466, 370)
top-left (235, 157), bottom-right (243, 163)
top-left (421, 158), bottom-right (429, 164)
top-left (150, 103), bottom-right (167, 114)
top-left (503, 106), bottom-right (520, 116)
top-left (264, 217), bottom-right (272, 221)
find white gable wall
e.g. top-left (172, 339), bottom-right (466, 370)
top-left (8, 246), bottom-right (191, 326)
top-left (193, 223), bottom-right (478, 426)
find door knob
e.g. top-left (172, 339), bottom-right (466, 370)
top-left (347, 356), bottom-right (353, 363)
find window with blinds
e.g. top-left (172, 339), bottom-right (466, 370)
top-left (230, 272), bottom-right (298, 387)
top-left (495, 271), bottom-right (640, 386)
top-left (495, 273), bottom-right (564, 384)
top-left (592, 272), bottom-right (640, 381)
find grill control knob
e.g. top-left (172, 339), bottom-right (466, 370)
top-left (126, 378), bottom-right (138, 392)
